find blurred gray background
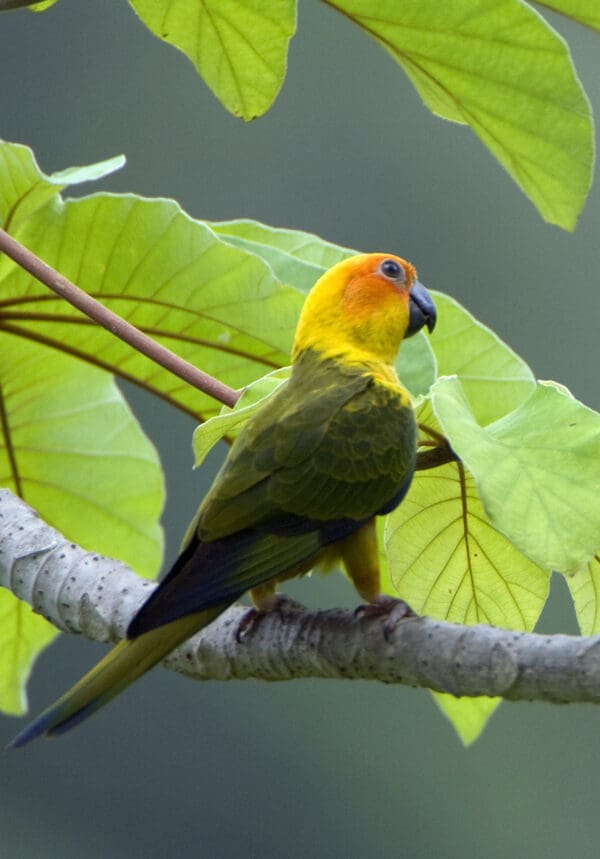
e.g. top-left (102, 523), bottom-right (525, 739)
top-left (2, 3), bottom-right (600, 857)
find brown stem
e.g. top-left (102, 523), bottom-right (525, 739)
top-left (0, 228), bottom-right (240, 408)
top-left (416, 441), bottom-right (457, 471)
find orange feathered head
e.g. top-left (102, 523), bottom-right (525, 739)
top-left (293, 253), bottom-right (436, 365)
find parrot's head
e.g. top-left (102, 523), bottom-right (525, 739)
top-left (292, 253), bottom-right (436, 365)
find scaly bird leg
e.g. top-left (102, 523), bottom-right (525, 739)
top-left (339, 520), bottom-right (417, 640)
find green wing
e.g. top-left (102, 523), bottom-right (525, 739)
top-left (129, 351), bottom-right (417, 635)
top-left (198, 351), bottom-right (417, 540)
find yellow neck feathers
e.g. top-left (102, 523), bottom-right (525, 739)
top-left (292, 253), bottom-right (417, 367)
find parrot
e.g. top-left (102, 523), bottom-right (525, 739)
top-left (8, 252), bottom-right (436, 747)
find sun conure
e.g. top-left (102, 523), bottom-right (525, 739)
top-left (8, 253), bottom-right (436, 747)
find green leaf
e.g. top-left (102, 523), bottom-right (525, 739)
top-left (385, 397), bottom-right (549, 742)
top-left (566, 554), bottom-right (600, 636)
top-left (0, 140), bottom-right (124, 231)
top-left (210, 219), bottom-right (354, 290)
top-left (0, 337), bottom-right (164, 577)
top-left (433, 694), bottom-right (501, 746)
top-left (330, 0), bottom-right (593, 229)
top-left (128, 0), bottom-right (297, 119)
top-left (432, 377), bottom-right (600, 572)
top-left (29, 0), bottom-right (60, 10)
top-left (1, 201), bottom-right (304, 424)
top-left (46, 154), bottom-right (126, 187)
top-left (0, 592), bottom-right (58, 715)
top-left (192, 367), bottom-right (290, 468)
top-left (0, 337), bottom-right (164, 716)
top-left (394, 334), bottom-right (436, 399)
top-left (429, 293), bottom-right (536, 425)
top-left (386, 399), bottom-right (549, 627)
top-left (533, 0), bottom-right (600, 32)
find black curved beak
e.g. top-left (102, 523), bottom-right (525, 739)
top-left (407, 281), bottom-right (436, 337)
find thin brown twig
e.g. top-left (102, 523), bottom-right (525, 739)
top-left (0, 228), bottom-right (240, 408)
top-left (416, 440), bottom-right (457, 471)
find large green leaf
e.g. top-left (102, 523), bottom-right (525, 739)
top-left (128, 0), bottom-right (297, 119)
top-left (0, 139), bottom-right (124, 231)
top-left (385, 398), bottom-right (549, 742)
top-left (0, 337), bottom-right (164, 575)
top-left (432, 377), bottom-right (600, 572)
top-left (329, 0), bottom-right (592, 229)
top-left (211, 219), bottom-right (354, 290)
top-left (12, 3), bottom-right (597, 225)
top-left (0, 592), bottom-right (57, 715)
top-left (0, 336), bottom-right (164, 715)
top-left (386, 399), bottom-right (549, 627)
top-left (0, 207), bottom-right (305, 425)
top-left (429, 293), bottom-right (536, 425)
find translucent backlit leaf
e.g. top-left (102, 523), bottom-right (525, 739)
top-left (433, 377), bottom-right (600, 571)
top-left (433, 694), bottom-right (501, 746)
top-left (0, 338), bottom-right (164, 576)
top-left (0, 337), bottom-right (164, 716)
top-left (429, 293), bottom-right (535, 425)
top-left (128, 0), bottom-right (297, 119)
top-left (386, 401), bottom-right (549, 627)
top-left (566, 555), bottom-right (600, 636)
top-left (330, 0), bottom-right (593, 228)
top-left (0, 592), bottom-right (57, 715)
top-left (385, 398), bottom-right (549, 741)
top-left (1, 200), bottom-right (304, 424)
top-left (211, 219), bottom-right (353, 291)
top-left (0, 140), bottom-right (124, 231)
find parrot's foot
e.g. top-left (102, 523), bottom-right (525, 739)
top-left (354, 595), bottom-right (416, 642)
top-left (236, 595), bottom-right (306, 642)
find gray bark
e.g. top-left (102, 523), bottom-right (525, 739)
top-left (1, 488), bottom-right (599, 704)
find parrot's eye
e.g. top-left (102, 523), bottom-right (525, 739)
top-left (379, 258), bottom-right (405, 282)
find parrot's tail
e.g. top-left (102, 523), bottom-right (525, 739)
top-left (7, 605), bottom-right (225, 749)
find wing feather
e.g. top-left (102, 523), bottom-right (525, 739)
top-left (199, 354), bottom-right (416, 539)
top-left (131, 352), bottom-right (417, 635)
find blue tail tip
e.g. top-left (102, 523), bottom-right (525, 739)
top-left (6, 710), bottom-right (58, 750)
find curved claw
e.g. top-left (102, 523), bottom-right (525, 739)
top-left (236, 607), bottom-right (260, 643)
top-left (354, 596), bottom-right (416, 642)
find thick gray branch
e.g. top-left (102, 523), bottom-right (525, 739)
top-left (1, 488), bottom-right (599, 704)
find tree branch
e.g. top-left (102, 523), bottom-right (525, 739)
top-left (0, 228), bottom-right (239, 408)
top-left (1, 488), bottom-right (599, 704)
